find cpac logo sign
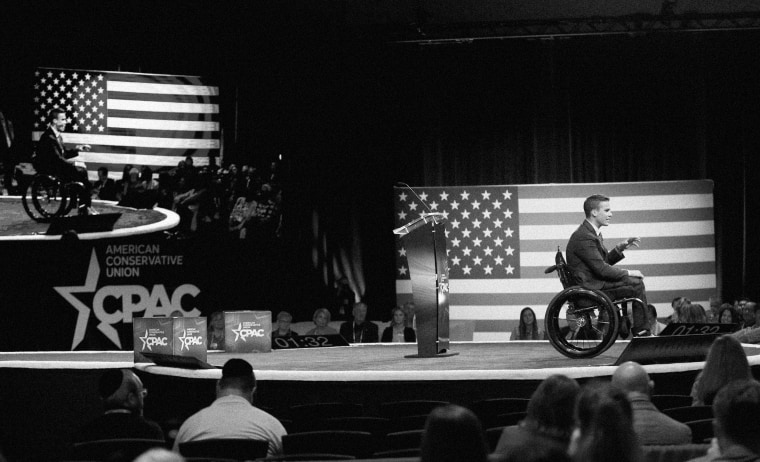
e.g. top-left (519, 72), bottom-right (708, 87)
top-left (231, 323), bottom-right (266, 342)
top-left (138, 330), bottom-right (168, 351)
top-left (178, 330), bottom-right (204, 351)
top-left (55, 250), bottom-right (201, 350)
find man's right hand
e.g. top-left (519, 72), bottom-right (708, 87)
top-left (627, 269), bottom-right (644, 279)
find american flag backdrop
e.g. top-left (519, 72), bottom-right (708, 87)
top-left (32, 67), bottom-right (220, 180)
top-left (394, 180), bottom-right (717, 341)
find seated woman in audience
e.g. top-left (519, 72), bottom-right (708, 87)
top-left (666, 296), bottom-right (690, 323)
top-left (420, 404), bottom-right (488, 462)
top-left (381, 307), bottom-right (416, 342)
top-left (495, 374), bottom-right (580, 457)
top-left (690, 334), bottom-right (751, 406)
top-left (719, 304), bottom-right (741, 326)
top-left (305, 308), bottom-right (338, 335)
top-left (569, 382), bottom-right (643, 462)
top-left (646, 304), bottom-right (666, 336)
top-left (207, 311), bottom-right (225, 350)
top-left (511, 307), bottom-right (544, 340)
top-left (680, 303), bottom-right (708, 323)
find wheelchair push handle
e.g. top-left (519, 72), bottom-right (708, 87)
top-left (544, 265), bottom-right (558, 274)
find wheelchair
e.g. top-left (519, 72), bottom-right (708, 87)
top-left (21, 171), bottom-right (85, 222)
top-left (544, 247), bottom-right (643, 359)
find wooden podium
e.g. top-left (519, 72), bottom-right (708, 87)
top-left (394, 213), bottom-right (457, 358)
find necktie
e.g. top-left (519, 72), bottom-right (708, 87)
top-left (56, 134), bottom-right (64, 150)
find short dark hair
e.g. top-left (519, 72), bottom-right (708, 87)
top-left (219, 358), bottom-right (255, 393)
top-left (583, 195), bottom-right (610, 218)
top-left (713, 379), bottom-right (760, 453)
top-left (646, 304), bottom-right (657, 318)
top-left (97, 166), bottom-right (108, 175)
top-left (47, 107), bottom-right (65, 123)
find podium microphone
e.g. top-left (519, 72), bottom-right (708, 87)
top-left (395, 181), bottom-right (433, 213)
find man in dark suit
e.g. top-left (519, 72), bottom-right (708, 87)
top-left (566, 194), bottom-right (649, 336)
top-left (35, 107), bottom-right (95, 214)
top-left (92, 166), bottom-right (117, 201)
top-left (339, 302), bottom-right (379, 343)
top-left (611, 361), bottom-right (691, 445)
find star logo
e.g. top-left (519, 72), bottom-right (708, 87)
top-left (139, 330), bottom-right (152, 351)
top-left (178, 329), bottom-right (192, 350)
top-left (231, 323), bottom-right (246, 342)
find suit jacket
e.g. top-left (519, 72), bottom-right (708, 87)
top-left (339, 321), bottom-right (379, 343)
top-left (629, 395), bottom-right (692, 445)
top-left (94, 178), bottom-right (118, 201)
top-left (35, 126), bottom-right (79, 173)
top-left (566, 220), bottom-right (628, 289)
top-left (381, 326), bottom-right (416, 342)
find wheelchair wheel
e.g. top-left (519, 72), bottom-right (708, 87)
top-left (544, 287), bottom-right (619, 359)
top-left (29, 175), bottom-right (68, 221)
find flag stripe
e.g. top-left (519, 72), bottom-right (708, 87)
top-left (520, 221), bottom-right (714, 240)
top-left (107, 80), bottom-right (219, 96)
top-left (520, 262), bottom-right (717, 279)
top-left (33, 132), bottom-right (219, 149)
top-left (108, 110), bottom-right (218, 121)
top-left (107, 91), bottom-right (218, 104)
top-left (520, 195), bottom-right (713, 213)
top-left (79, 152), bottom-right (211, 167)
top-left (518, 180), bottom-right (713, 198)
top-left (107, 72), bottom-right (209, 86)
top-left (521, 248), bottom-right (715, 266)
top-left (105, 128), bottom-right (218, 139)
top-left (520, 208), bottom-right (714, 225)
top-left (108, 117), bottom-right (219, 132)
top-left (108, 99), bottom-right (218, 114)
top-left (520, 234), bottom-right (715, 252)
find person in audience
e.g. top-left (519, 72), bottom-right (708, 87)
top-left (420, 404), bottom-right (488, 462)
top-left (92, 166), bottom-right (117, 201)
top-left (668, 296), bottom-right (690, 323)
top-left (680, 303), bottom-right (708, 323)
top-left (707, 296), bottom-right (722, 323)
top-left (402, 301), bottom-right (417, 329)
top-left (691, 335), bottom-right (751, 406)
top-left (719, 304), bottom-right (740, 325)
top-left (732, 302), bottom-right (760, 344)
top-left (494, 374), bottom-right (580, 457)
top-left (207, 311), bottom-right (225, 350)
top-left (689, 379), bottom-right (760, 462)
top-left (305, 308), bottom-right (338, 335)
top-left (272, 311), bottom-right (299, 338)
top-left (611, 361), bottom-right (692, 444)
top-left (381, 307), bottom-right (416, 342)
top-left (568, 382), bottom-right (643, 462)
top-left (339, 302), bottom-right (379, 343)
top-left (739, 301), bottom-right (757, 330)
top-left (173, 359), bottom-right (286, 456)
top-left (511, 307), bottom-right (543, 340)
top-left (646, 304), bottom-right (666, 335)
top-left (74, 369), bottom-right (164, 442)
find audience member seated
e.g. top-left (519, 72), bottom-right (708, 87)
top-left (511, 307), bottom-right (544, 340)
top-left (736, 298), bottom-right (752, 328)
top-left (272, 311), bottom-right (299, 338)
top-left (668, 296), bottom-right (691, 324)
top-left (568, 382), bottom-right (643, 462)
top-left (73, 369), bottom-right (164, 443)
top-left (339, 302), bottom-right (379, 343)
top-left (559, 310), bottom-right (598, 340)
top-left (719, 304), bottom-right (741, 326)
top-left (690, 335), bottom-right (751, 406)
top-left (611, 361), bottom-right (692, 445)
top-left (420, 404), bottom-right (488, 462)
top-left (494, 374), bottom-right (580, 458)
top-left (92, 166), bottom-right (117, 201)
top-left (732, 302), bottom-right (760, 344)
top-left (207, 311), bottom-right (225, 350)
top-left (173, 359), bottom-right (286, 456)
top-left (688, 379), bottom-right (760, 462)
top-left (381, 307), bottom-right (416, 342)
top-left (706, 297), bottom-right (722, 323)
top-left (305, 308), bottom-right (339, 336)
top-left (402, 301), bottom-right (417, 329)
top-left (680, 303), bottom-right (708, 324)
top-left (646, 304), bottom-right (666, 336)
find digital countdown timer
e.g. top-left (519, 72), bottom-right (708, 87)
top-left (271, 334), bottom-right (350, 350)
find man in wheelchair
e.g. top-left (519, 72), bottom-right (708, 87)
top-left (34, 108), bottom-right (96, 215)
top-left (566, 194), bottom-right (650, 337)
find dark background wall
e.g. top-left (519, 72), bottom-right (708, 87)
top-left (2, 1), bottom-right (759, 320)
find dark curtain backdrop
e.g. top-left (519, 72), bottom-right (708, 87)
top-left (2, 2), bottom-right (760, 321)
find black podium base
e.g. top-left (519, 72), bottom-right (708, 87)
top-left (46, 212), bottom-right (122, 235)
top-left (404, 351), bottom-right (460, 359)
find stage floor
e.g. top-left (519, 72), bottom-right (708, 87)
top-left (0, 196), bottom-right (177, 240)
top-left (4, 341), bottom-right (760, 382)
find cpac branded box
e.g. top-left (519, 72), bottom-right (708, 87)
top-left (133, 316), bottom-right (207, 363)
top-left (224, 311), bottom-right (272, 353)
